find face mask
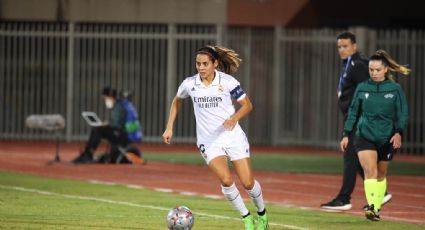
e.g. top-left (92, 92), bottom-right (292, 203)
top-left (105, 98), bottom-right (114, 109)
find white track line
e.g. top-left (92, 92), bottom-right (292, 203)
top-left (85, 179), bottom-right (425, 213)
top-left (0, 184), bottom-right (308, 230)
top-left (79, 179), bottom-right (425, 215)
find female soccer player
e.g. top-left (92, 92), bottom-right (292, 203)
top-left (162, 45), bottom-right (268, 230)
top-left (340, 50), bottom-right (409, 221)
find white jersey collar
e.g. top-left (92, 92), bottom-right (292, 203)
top-left (195, 70), bottom-right (221, 87)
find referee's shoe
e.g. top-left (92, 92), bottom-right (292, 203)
top-left (365, 204), bottom-right (380, 221)
top-left (362, 193), bottom-right (392, 211)
top-left (321, 193), bottom-right (392, 211)
top-left (320, 198), bottom-right (352, 211)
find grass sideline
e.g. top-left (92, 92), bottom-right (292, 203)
top-left (144, 152), bottom-right (425, 175)
top-left (0, 171), bottom-right (424, 230)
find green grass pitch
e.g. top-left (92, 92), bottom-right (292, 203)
top-left (0, 171), bottom-right (423, 230)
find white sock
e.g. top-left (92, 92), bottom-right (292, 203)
top-left (221, 183), bottom-right (249, 216)
top-left (246, 180), bottom-right (265, 212)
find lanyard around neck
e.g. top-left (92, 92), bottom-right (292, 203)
top-left (338, 56), bottom-right (352, 97)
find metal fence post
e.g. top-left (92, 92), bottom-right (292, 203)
top-left (272, 26), bottom-right (281, 146)
top-left (349, 26), bottom-right (368, 54)
top-left (243, 28), bottom-right (252, 136)
top-left (166, 24), bottom-right (177, 121)
top-left (66, 22), bottom-right (75, 142)
top-left (367, 28), bottom-right (377, 55)
top-left (216, 24), bottom-right (224, 45)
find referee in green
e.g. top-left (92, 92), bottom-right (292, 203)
top-left (340, 50), bottom-right (410, 221)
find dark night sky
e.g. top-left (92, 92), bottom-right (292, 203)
top-left (309, 0), bottom-right (425, 28)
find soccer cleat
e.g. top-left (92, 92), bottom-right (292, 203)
top-left (363, 192), bottom-right (392, 211)
top-left (243, 214), bottom-right (255, 230)
top-left (320, 198), bottom-right (352, 211)
top-left (365, 205), bottom-right (380, 221)
top-left (257, 213), bottom-right (269, 230)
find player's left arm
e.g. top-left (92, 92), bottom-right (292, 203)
top-left (391, 86), bottom-right (409, 148)
top-left (223, 96), bottom-right (253, 131)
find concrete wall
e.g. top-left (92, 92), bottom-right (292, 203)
top-left (0, 0), bottom-right (58, 21)
top-left (227, 0), bottom-right (310, 26)
top-left (0, 0), bottom-right (227, 23)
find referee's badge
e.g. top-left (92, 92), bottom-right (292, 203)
top-left (218, 84), bottom-right (224, 92)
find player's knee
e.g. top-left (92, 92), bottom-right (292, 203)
top-left (363, 167), bottom-right (377, 179)
top-left (241, 179), bottom-right (255, 190)
top-left (220, 176), bottom-right (234, 187)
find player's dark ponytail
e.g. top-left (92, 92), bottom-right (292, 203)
top-left (370, 50), bottom-right (410, 81)
top-left (196, 45), bottom-right (242, 74)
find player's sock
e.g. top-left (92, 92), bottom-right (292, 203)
top-left (222, 183), bottom-right (249, 216)
top-left (364, 179), bottom-right (379, 211)
top-left (245, 180), bottom-right (265, 213)
top-left (375, 178), bottom-right (387, 210)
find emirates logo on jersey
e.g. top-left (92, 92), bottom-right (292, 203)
top-left (193, 96), bottom-right (222, 109)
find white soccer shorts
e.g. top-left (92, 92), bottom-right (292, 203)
top-left (198, 140), bottom-right (250, 164)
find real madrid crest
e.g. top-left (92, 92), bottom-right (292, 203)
top-left (218, 84), bottom-right (224, 92)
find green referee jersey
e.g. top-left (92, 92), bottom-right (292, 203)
top-left (344, 79), bottom-right (408, 146)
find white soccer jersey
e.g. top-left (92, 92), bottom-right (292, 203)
top-left (176, 70), bottom-right (248, 146)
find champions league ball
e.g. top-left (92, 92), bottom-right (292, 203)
top-left (166, 206), bottom-right (195, 230)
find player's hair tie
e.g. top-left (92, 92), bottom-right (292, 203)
top-left (197, 46), bottom-right (219, 60)
top-left (370, 53), bottom-right (389, 67)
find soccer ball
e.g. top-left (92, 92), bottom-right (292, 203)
top-left (166, 206), bottom-right (195, 230)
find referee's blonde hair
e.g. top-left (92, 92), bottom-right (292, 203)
top-left (370, 50), bottom-right (410, 81)
top-left (197, 45), bottom-right (242, 74)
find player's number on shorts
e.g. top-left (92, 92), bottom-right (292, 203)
top-left (199, 144), bottom-right (205, 154)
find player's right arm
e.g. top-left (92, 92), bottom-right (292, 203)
top-left (163, 96), bottom-right (183, 144)
top-left (163, 78), bottom-right (190, 144)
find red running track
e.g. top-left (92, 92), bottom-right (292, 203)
top-left (0, 141), bottom-right (424, 225)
